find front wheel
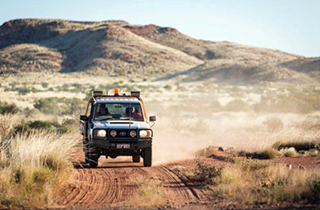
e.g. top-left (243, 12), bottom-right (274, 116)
top-left (143, 147), bottom-right (152, 167)
top-left (88, 147), bottom-right (99, 168)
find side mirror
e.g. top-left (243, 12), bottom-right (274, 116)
top-left (149, 116), bottom-right (156, 122)
top-left (80, 115), bottom-right (88, 121)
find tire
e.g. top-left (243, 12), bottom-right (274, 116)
top-left (88, 147), bottom-right (99, 168)
top-left (85, 152), bottom-right (89, 163)
top-left (143, 147), bottom-right (152, 167)
top-left (132, 155), bottom-right (141, 163)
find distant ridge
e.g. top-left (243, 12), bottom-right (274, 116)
top-left (0, 19), bottom-right (319, 84)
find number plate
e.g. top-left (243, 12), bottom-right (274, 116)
top-left (116, 144), bottom-right (130, 149)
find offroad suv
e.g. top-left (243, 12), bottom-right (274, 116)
top-left (80, 89), bottom-right (156, 168)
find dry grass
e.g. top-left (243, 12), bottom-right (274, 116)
top-left (238, 148), bottom-right (279, 159)
top-left (0, 66), bottom-right (319, 209)
top-left (114, 176), bottom-right (166, 209)
top-left (280, 147), bottom-right (298, 157)
top-left (194, 158), bottom-right (320, 205)
top-left (0, 130), bottom-right (77, 208)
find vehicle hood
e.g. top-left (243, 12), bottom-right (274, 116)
top-left (91, 120), bottom-right (150, 130)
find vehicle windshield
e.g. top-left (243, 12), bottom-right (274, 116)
top-left (93, 103), bottom-right (144, 121)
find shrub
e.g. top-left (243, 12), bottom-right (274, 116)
top-left (311, 179), bottom-right (320, 200)
top-left (193, 160), bottom-right (223, 184)
top-left (16, 87), bottom-right (32, 95)
top-left (273, 140), bottom-right (320, 152)
top-left (0, 102), bottom-right (19, 115)
top-left (56, 84), bottom-right (70, 92)
top-left (34, 97), bottom-right (84, 115)
top-left (6, 86), bottom-right (41, 95)
top-left (41, 82), bottom-right (49, 89)
top-left (163, 85), bottom-right (172, 90)
top-left (0, 115), bottom-right (13, 138)
top-left (234, 158), bottom-right (272, 171)
top-left (238, 148), bottom-right (279, 159)
top-left (14, 120), bottom-right (69, 134)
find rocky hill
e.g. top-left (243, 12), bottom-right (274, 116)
top-left (0, 19), bottom-right (319, 84)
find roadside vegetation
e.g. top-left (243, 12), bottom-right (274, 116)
top-left (0, 102), bottom-right (19, 115)
top-left (34, 97), bottom-right (84, 115)
top-left (13, 119), bottom-right (77, 134)
top-left (0, 116), bottom-right (77, 209)
top-left (0, 75), bottom-right (320, 209)
top-left (192, 158), bottom-right (320, 206)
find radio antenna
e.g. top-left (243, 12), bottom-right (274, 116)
top-left (129, 101), bottom-right (131, 129)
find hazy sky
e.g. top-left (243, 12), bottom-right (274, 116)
top-left (1, 0), bottom-right (319, 57)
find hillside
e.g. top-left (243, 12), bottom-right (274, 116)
top-left (0, 19), bottom-right (319, 84)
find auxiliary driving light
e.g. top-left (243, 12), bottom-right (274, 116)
top-left (96, 130), bottom-right (106, 137)
top-left (110, 130), bottom-right (117, 137)
top-left (139, 130), bottom-right (152, 138)
top-left (130, 130), bottom-right (137, 138)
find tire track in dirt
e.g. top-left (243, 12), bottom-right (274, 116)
top-left (57, 158), bottom-right (206, 209)
top-left (148, 166), bottom-right (197, 203)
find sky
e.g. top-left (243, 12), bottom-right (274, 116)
top-left (0, 0), bottom-right (319, 57)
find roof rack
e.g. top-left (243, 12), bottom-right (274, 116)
top-left (91, 89), bottom-right (140, 99)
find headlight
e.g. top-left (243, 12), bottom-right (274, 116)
top-left (139, 130), bottom-right (152, 138)
top-left (96, 130), bottom-right (106, 137)
top-left (130, 130), bottom-right (137, 138)
top-left (110, 130), bottom-right (117, 137)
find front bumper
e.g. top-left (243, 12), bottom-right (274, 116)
top-left (92, 138), bottom-right (152, 150)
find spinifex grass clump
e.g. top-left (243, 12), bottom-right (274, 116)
top-left (280, 147), bottom-right (298, 157)
top-left (0, 131), bottom-right (77, 209)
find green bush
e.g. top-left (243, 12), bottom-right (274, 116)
top-left (41, 82), bottom-right (49, 89)
top-left (34, 97), bottom-right (84, 115)
top-left (5, 86), bottom-right (42, 95)
top-left (14, 120), bottom-right (69, 134)
top-left (163, 85), bottom-right (172, 90)
top-left (0, 102), bottom-right (19, 115)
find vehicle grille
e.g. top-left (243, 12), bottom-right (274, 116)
top-left (109, 129), bottom-right (136, 139)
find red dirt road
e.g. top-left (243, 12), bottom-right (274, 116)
top-left (56, 149), bottom-right (320, 210)
top-left (56, 152), bottom-right (210, 210)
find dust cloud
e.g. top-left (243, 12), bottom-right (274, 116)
top-left (150, 102), bottom-right (319, 165)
